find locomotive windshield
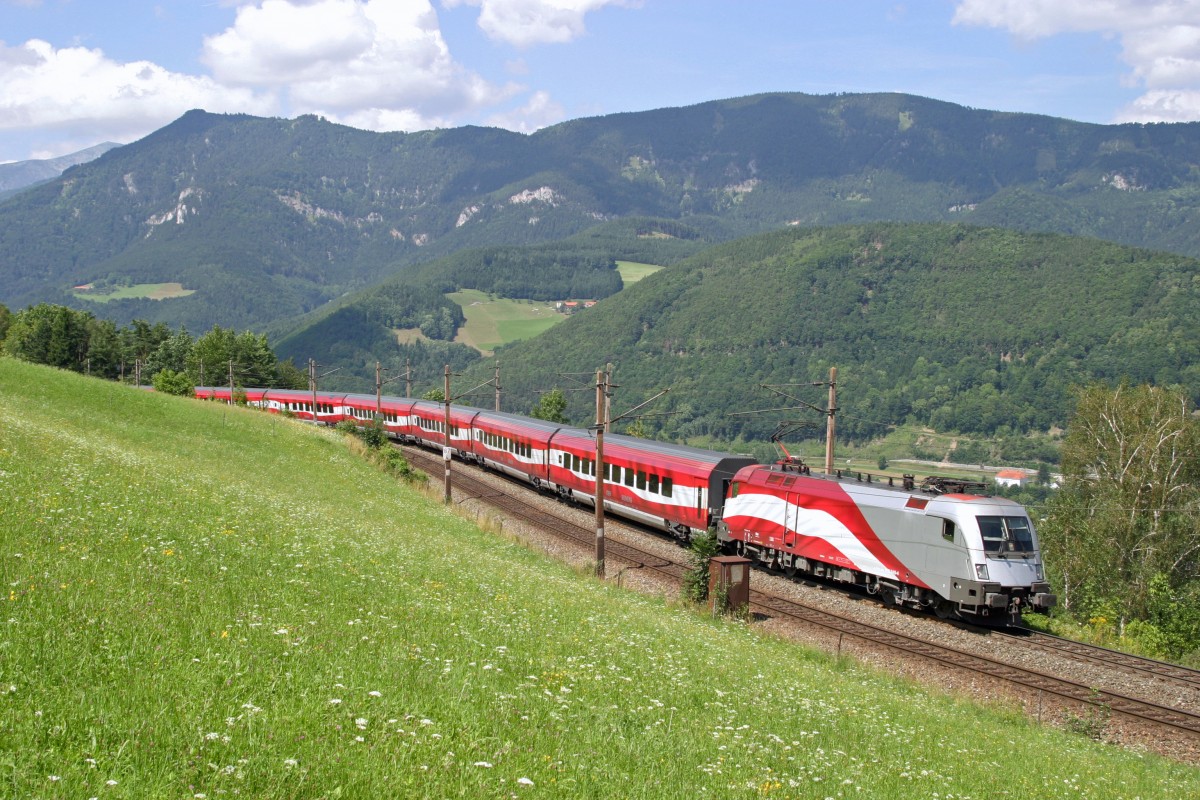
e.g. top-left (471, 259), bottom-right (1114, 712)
top-left (978, 516), bottom-right (1036, 555)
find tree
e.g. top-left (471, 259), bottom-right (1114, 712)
top-left (0, 303), bottom-right (11, 352)
top-left (530, 388), bottom-right (568, 424)
top-left (1041, 383), bottom-right (1200, 620)
top-left (422, 387), bottom-right (445, 402)
top-left (152, 368), bottom-right (195, 396)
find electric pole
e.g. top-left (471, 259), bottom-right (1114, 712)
top-left (594, 368), bottom-right (607, 577)
top-left (444, 364), bottom-right (453, 504)
top-left (824, 366), bottom-right (837, 475)
top-left (592, 373), bottom-right (668, 579)
top-left (494, 361), bottom-right (502, 412)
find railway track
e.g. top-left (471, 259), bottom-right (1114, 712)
top-left (397, 442), bottom-right (1200, 743)
top-left (996, 628), bottom-right (1200, 694)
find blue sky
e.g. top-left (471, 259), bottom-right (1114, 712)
top-left (0, 1), bottom-right (1195, 164)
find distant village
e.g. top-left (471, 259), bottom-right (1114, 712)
top-left (554, 299), bottom-right (597, 314)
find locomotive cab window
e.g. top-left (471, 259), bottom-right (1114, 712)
top-left (978, 516), bottom-right (1036, 554)
top-left (941, 519), bottom-right (956, 543)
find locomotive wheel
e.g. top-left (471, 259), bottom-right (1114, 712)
top-left (934, 602), bottom-right (956, 620)
top-left (879, 588), bottom-right (898, 607)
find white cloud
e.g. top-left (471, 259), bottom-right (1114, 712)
top-left (953, 1), bottom-right (1200, 121)
top-left (0, 38), bottom-right (276, 140)
top-left (444, 0), bottom-right (637, 48)
top-left (202, 0), bottom-right (515, 130)
top-left (485, 89), bottom-right (565, 131)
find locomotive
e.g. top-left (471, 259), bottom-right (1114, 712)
top-left (193, 386), bottom-right (1055, 621)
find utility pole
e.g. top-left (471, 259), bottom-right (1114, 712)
top-left (229, 359), bottom-right (236, 403)
top-left (307, 359), bottom-right (340, 424)
top-left (375, 361), bottom-right (405, 417)
top-left (592, 374), bottom-right (668, 579)
top-left (594, 368), bottom-right (607, 577)
top-left (309, 359), bottom-right (317, 419)
top-left (405, 358), bottom-right (412, 398)
top-left (444, 364), bottom-right (453, 504)
top-left (824, 366), bottom-right (837, 475)
top-left (494, 361), bottom-right (501, 412)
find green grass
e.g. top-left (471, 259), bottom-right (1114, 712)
top-left (72, 282), bottom-right (195, 303)
top-left (448, 289), bottom-right (564, 354)
top-left (2, 357), bottom-right (1198, 798)
top-left (615, 261), bottom-right (663, 284)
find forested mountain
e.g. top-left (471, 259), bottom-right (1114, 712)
top-left (453, 223), bottom-right (1200, 461)
top-left (7, 92), bottom-right (1200, 337)
top-left (0, 142), bottom-right (120, 201)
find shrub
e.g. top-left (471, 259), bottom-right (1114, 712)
top-left (682, 528), bottom-right (722, 604)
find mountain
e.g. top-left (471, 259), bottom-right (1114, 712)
top-left (0, 142), bottom-right (121, 201)
top-left (7, 93), bottom-right (1200, 336)
top-left (452, 222), bottom-right (1200, 463)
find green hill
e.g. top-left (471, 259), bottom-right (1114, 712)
top-left (454, 223), bottom-right (1200, 455)
top-left (3, 357), bottom-right (1198, 797)
top-left (10, 93), bottom-right (1200, 338)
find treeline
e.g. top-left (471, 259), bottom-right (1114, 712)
top-left (0, 302), bottom-right (305, 393)
top-left (414, 245), bottom-right (623, 301)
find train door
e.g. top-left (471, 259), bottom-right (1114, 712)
top-left (783, 492), bottom-right (798, 550)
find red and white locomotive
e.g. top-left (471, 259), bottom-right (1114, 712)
top-left (720, 463), bottom-right (1055, 620)
top-left (193, 386), bottom-right (1055, 620)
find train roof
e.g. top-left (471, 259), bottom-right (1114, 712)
top-left (737, 462), bottom-right (1020, 505)
top-left (471, 409), bottom-right (565, 436)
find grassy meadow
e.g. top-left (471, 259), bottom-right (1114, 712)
top-left (71, 282), bottom-right (195, 303)
top-left (449, 290), bottom-right (564, 354)
top-left (2, 357), bottom-right (1198, 798)
top-left (614, 261), bottom-right (663, 284)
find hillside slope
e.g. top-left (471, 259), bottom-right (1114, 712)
top-left (6, 358), bottom-right (1197, 796)
top-left (7, 93), bottom-right (1200, 334)
top-left (9, 362), bottom-right (1200, 796)
top-left (461, 223), bottom-right (1200, 449)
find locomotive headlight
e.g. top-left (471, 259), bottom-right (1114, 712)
top-left (975, 563), bottom-right (990, 581)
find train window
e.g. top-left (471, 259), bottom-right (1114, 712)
top-left (604, 463), bottom-right (613, 481)
top-left (978, 516), bottom-right (1036, 554)
top-left (572, 454), bottom-right (581, 472)
top-left (649, 474), bottom-right (659, 493)
top-left (662, 477), bottom-right (673, 497)
top-left (624, 468), bottom-right (635, 487)
top-left (636, 470), bottom-right (646, 490)
top-left (730, 481), bottom-right (739, 498)
top-left (942, 519), bottom-right (956, 543)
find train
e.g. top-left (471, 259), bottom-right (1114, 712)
top-left (193, 386), bottom-right (1056, 622)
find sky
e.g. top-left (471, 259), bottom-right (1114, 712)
top-left (2, 0), bottom-right (1199, 164)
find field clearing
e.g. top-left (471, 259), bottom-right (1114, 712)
top-left (448, 289), bottom-right (563, 354)
top-left (2, 358), bottom-right (1197, 798)
top-left (616, 260), bottom-right (663, 284)
top-left (71, 282), bottom-right (195, 302)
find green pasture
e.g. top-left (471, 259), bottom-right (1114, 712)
top-left (1, 357), bottom-right (1196, 798)
top-left (71, 282), bottom-right (195, 303)
top-left (615, 260), bottom-right (663, 284)
top-left (448, 289), bottom-right (564, 354)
